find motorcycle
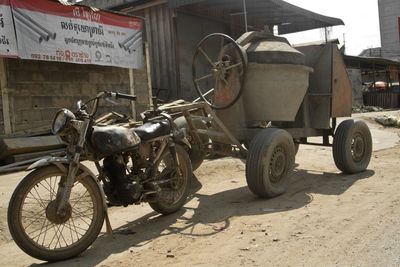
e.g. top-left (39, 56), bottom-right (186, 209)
top-left (7, 91), bottom-right (193, 262)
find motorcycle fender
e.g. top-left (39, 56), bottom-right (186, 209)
top-left (27, 156), bottom-right (113, 235)
top-left (27, 156), bottom-right (70, 171)
top-left (177, 136), bottom-right (192, 149)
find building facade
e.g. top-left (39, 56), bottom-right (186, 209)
top-left (379, 0), bottom-right (400, 61)
top-left (0, 58), bottom-right (150, 135)
top-left (82, 0), bottom-right (344, 101)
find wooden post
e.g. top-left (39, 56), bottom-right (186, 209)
top-left (0, 58), bottom-right (12, 134)
top-left (397, 66), bottom-right (400, 85)
top-left (128, 68), bottom-right (136, 119)
top-left (144, 10), bottom-right (153, 108)
top-left (145, 41), bottom-right (153, 108)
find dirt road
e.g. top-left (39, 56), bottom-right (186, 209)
top-left (0, 112), bottom-right (399, 266)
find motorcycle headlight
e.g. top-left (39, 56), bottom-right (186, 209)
top-left (52, 109), bottom-right (76, 135)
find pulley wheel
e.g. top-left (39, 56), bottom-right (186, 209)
top-left (192, 33), bottom-right (247, 110)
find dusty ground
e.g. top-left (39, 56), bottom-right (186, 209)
top-left (0, 111), bottom-right (399, 267)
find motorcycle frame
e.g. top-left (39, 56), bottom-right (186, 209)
top-left (25, 92), bottom-right (186, 234)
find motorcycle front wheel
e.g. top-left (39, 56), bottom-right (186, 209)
top-left (149, 145), bottom-right (192, 215)
top-left (8, 165), bottom-right (105, 262)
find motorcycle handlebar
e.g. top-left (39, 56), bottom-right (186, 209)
top-left (87, 91), bottom-right (137, 117)
top-left (108, 92), bottom-right (137, 101)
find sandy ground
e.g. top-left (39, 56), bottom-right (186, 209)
top-left (0, 111), bottom-right (399, 267)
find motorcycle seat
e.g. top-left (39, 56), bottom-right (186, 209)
top-left (134, 120), bottom-right (171, 141)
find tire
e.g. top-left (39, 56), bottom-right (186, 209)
top-left (245, 128), bottom-right (295, 198)
top-left (8, 166), bottom-right (105, 262)
top-left (149, 145), bottom-right (192, 215)
top-left (294, 143), bottom-right (300, 155)
top-left (333, 120), bottom-right (372, 174)
top-left (174, 116), bottom-right (207, 171)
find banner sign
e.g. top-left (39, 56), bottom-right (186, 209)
top-left (1, 0), bottom-right (144, 69)
top-left (0, 0), bottom-right (18, 57)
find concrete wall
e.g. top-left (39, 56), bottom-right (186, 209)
top-left (0, 59), bottom-right (150, 134)
top-left (0, 93), bottom-right (3, 134)
top-left (379, 0), bottom-right (400, 61)
top-left (347, 68), bottom-right (364, 106)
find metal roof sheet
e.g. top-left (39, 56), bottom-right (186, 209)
top-left (81, 0), bottom-right (344, 34)
top-left (169, 0), bottom-right (344, 34)
top-left (80, 0), bottom-right (144, 10)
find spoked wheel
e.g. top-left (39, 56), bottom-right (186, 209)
top-left (8, 166), bottom-right (105, 262)
top-left (246, 128), bottom-right (295, 198)
top-left (149, 145), bottom-right (192, 215)
top-left (192, 33), bottom-right (247, 110)
top-left (333, 120), bottom-right (372, 173)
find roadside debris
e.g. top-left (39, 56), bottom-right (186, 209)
top-left (0, 134), bottom-right (66, 173)
top-left (0, 112), bottom-right (139, 174)
top-left (166, 250), bottom-right (175, 258)
top-left (353, 105), bottom-right (384, 113)
top-left (375, 115), bottom-right (400, 128)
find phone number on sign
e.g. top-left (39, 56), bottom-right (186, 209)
top-left (30, 53), bottom-right (92, 63)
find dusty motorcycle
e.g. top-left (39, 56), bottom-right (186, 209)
top-left (7, 91), bottom-right (193, 262)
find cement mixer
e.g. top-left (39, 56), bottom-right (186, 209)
top-left (162, 29), bottom-right (372, 199)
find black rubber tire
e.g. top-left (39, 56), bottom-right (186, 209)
top-left (8, 166), bottom-right (105, 262)
top-left (333, 120), bottom-right (372, 174)
top-left (174, 116), bottom-right (207, 171)
top-left (294, 143), bottom-right (300, 155)
top-left (245, 128), bottom-right (295, 198)
top-left (149, 145), bottom-right (192, 215)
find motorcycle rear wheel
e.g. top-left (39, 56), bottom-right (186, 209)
top-left (8, 166), bottom-right (105, 262)
top-left (149, 145), bottom-right (192, 215)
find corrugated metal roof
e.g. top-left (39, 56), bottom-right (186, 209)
top-left (79, 0), bottom-right (144, 10)
top-left (345, 55), bottom-right (400, 67)
top-left (81, 0), bottom-right (344, 34)
top-left (168, 0), bottom-right (202, 6)
top-left (169, 0), bottom-right (344, 34)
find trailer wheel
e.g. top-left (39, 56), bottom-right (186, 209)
top-left (174, 116), bottom-right (208, 171)
top-left (333, 120), bottom-right (372, 174)
top-left (246, 128), bottom-right (295, 198)
top-left (294, 143), bottom-right (300, 155)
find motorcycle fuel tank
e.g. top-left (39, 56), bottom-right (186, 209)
top-left (91, 125), bottom-right (141, 156)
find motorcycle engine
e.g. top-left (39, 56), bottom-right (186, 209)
top-left (103, 155), bottom-right (142, 206)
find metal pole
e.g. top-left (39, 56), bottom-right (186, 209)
top-left (243, 0), bottom-right (248, 32)
top-left (129, 69), bottom-right (136, 119)
top-left (324, 27), bottom-right (328, 43)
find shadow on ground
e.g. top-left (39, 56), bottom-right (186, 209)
top-left (32, 167), bottom-right (374, 267)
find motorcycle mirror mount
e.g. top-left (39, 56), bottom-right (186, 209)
top-left (152, 96), bottom-right (158, 111)
top-left (77, 100), bottom-right (82, 110)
